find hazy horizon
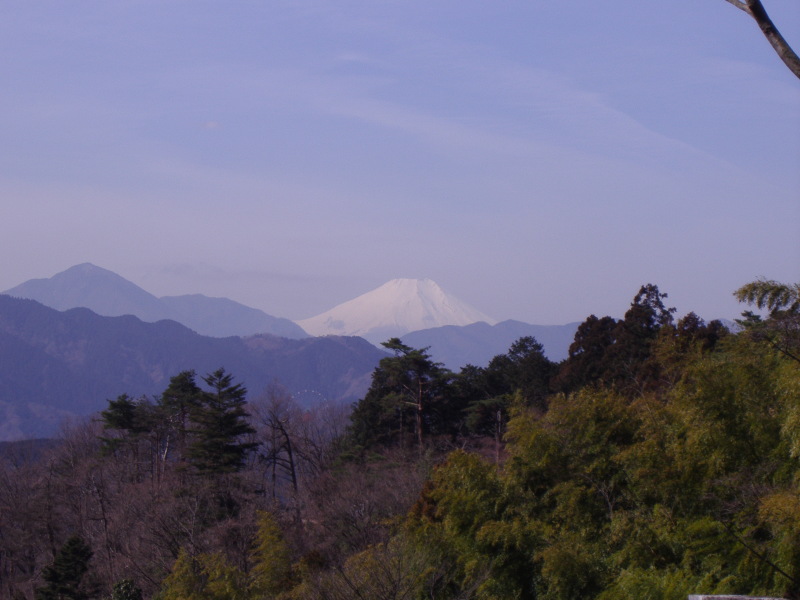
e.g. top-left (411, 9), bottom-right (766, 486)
top-left (1, 2), bottom-right (798, 325)
top-left (0, 261), bottom-right (775, 326)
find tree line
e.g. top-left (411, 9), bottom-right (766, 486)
top-left (0, 280), bottom-right (798, 599)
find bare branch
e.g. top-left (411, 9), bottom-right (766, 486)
top-left (725, 0), bottom-right (800, 78)
top-left (746, 0), bottom-right (800, 78)
top-left (723, 0), bottom-right (751, 14)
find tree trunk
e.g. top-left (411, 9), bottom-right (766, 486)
top-left (416, 380), bottom-right (424, 449)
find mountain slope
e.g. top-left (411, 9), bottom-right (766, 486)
top-left (0, 296), bottom-right (382, 440)
top-left (297, 278), bottom-right (495, 344)
top-left (160, 294), bottom-right (307, 338)
top-left (5, 263), bottom-right (166, 321)
top-left (3, 263), bottom-right (307, 339)
top-left (401, 320), bottom-right (580, 370)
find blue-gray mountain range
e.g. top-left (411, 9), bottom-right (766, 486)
top-left (3, 263), bottom-right (308, 339)
top-left (401, 320), bottom-right (578, 370)
top-left (4, 265), bottom-right (579, 368)
top-left (0, 265), bottom-right (581, 440)
top-left (0, 295), bottom-right (384, 440)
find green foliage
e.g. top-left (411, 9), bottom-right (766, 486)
top-left (555, 284), bottom-right (683, 395)
top-left (159, 370), bottom-right (204, 439)
top-left (249, 511), bottom-right (293, 598)
top-left (35, 536), bottom-right (94, 600)
top-left (735, 279), bottom-right (800, 315)
top-left (161, 548), bottom-right (250, 600)
top-left (506, 389), bottom-right (637, 512)
top-left (400, 305), bottom-right (800, 599)
top-left (408, 450), bottom-right (537, 599)
top-left (555, 314), bottom-right (619, 392)
top-left (735, 278), bottom-right (800, 365)
top-left (348, 338), bottom-right (455, 449)
top-left (537, 534), bottom-right (606, 600)
top-left (99, 368), bottom-right (258, 480)
top-left (109, 579), bottom-right (143, 600)
top-left (99, 394), bottom-right (154, 456)
top-left (25, 280), bottom-right (800, 600)
top-left (484, 336), bottom-right (556, 411)
top-left (651, 312), bottom-right (727, 386)
top-left (187, 368), bottom-right (257, 474)
top-left (159, 549), bottom-right (203, 600)
top-left (100, 394), bottom-right (150, 435)
top-left (290, 532), bottom-right (445, 600)
top-left (597, 567), bottom-right (698, 600)
top-left (160, 512), bottom-right (297, 600)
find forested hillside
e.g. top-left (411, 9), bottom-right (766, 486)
top-left (1, 281), bottom-right (798, 599)
top-left (0, 296), bottom-right (383, 440)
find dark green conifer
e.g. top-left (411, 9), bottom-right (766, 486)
top-left (349, 339), bottom-right (454, 450)
top-left (110, 579), bottom-right (142, 600)
top-left (187, 368), bottom-right (256, 474)
top-left (159, 370), bottom-right (204, 448)
top-left (35, 536), bottom-right (93, 600)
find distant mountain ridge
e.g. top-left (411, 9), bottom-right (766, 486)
top-left (4, 264), bottom-right (582, 381)
top-left (0, 295), bottom-right (383, 440)
top-left (401, 319), bottom-right (579, 370)
top-left (3, 263), bottom-right (307, 339)
top-left (297, 278), bottom-right (496, 344)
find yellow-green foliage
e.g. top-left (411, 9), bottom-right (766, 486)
top-left (161, 549), bottom-right (249, 600)
top-left (157, 288), bottom-right (800, 600)
top-left (597, 567), bottom-right (698, 600)
top-left (287, 534), bottom-right (440, 600)
top-left (776, 359), bottom-right (800, 460)
top-left (249, 511), bottom-right (293, 598)
top-left (161, 511), bottom-right (295, 600)
top-left (401, 328), bottom-right (800, 599)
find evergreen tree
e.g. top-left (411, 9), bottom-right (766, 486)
top-left (608, 283), bottom-right (675, 394)
top-left (348, 339), bottom-right (454, 450)
top-left (554, 314), bottom-right (619, 392)
top-left (35, 536), bottom-right (94, 600)
top-left (99, 394), bottom-right (154, 457)
top-left (248, 511), bottom-right (293, 597)
top-left (187, 368), bottom-right (257, 474)
top-left (555, 284), bottom-right (676, 395)
top-left (109, 579), bottom-right (142, 600)
top-left (100, 394), bottom-right (150, 435)
top-left (159, 370), bottom-right (204, 460)
top-left (487, 336), bottom-right (556, 410)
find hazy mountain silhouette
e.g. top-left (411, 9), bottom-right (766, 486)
top-left (159, 294), bottom-right (306, 338)
top-left (400, 320), bottom-right (579, 370)
top-left (4, 263), bottom-right (307, 339)
top-left (0, 296), bottom-right (382, 440)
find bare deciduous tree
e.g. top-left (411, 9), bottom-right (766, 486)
top-left (250, 385), bottom-right (352, 500)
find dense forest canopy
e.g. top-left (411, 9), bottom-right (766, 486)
top-left (1, 280), bottom-right (798, 599)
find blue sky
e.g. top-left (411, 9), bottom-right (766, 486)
top-left (1, 1), bottom-right (798, 324)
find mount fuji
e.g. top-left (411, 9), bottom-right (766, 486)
top-left (296, 278), bottom-right (496, 345)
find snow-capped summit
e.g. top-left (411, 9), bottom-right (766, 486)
top-left (296, 278), bottom-right (496, 344)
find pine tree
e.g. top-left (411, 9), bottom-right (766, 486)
top-left (109, 579), bottom-right (142, 600)
top-left (159, 370), bottom-right (204, 461)
top-left (187, 368), bottom-right (257, 474)
top-left (35, 536), bottom-right (94, 600)
top-left (348, 339), bottom-right (454, 450)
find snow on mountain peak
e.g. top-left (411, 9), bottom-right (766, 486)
top-left (296, 278), bottom-right (496, 344)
